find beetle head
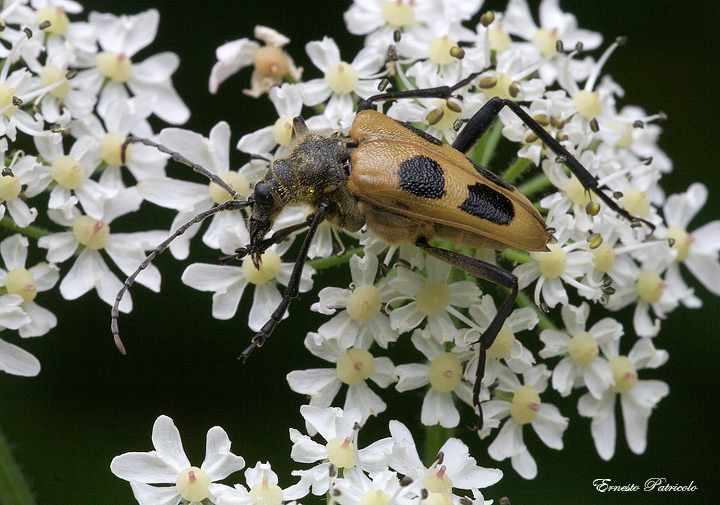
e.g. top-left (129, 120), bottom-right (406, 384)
top-left (247, 116), bottom-right (346, 266)
top-left (248, 179), bottom-right (281, 266)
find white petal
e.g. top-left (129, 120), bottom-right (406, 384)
top-left (128, 481), bottom-right (180, 505)
top-left (0, 338), bottom-right (40, 376)
top-left (506, 306), bottom-right (539, 332)
top-left (389, 302), bottom-right (424, 333)
top-left (664, 182), bottom-right (707, 229)
top-left (387, 421), bottom-right (424, 474)
top-left (318, 311), bottom-right (359, 349)
top-left (86, 252), bottom-right (130, 311)
top-left (344, 382), bottom-right (386, 424)
top-left (209, 39), bottom-right (259, 94)
top-left (410, 328), bottom-right (443, 360)
top-left (350, 252), bottom-right (378, 287)
top-left (300, 78), bottom-right (332, 107)
top-left (306, 37), bottom-right (340, 72)
top-left (633, 302), bottom-right (660, 338)
top-left (202, 426), bottom-right (245, 480)
top-left (532, 404), bottom-right (568, 450)
top-left (488, 419), bottom-right (523, 461)
top-left (236, 125), bottom-right (277, 155)
top-left (59, 250), bottom-right (100, 300)
top-left (551, 358), bottom-right (575, 396)
top-left (369, 356), bottom-right (397, 388)
top-left (583, 359), bottom-right (613, 399)
top-left (286, 368), bottom-right (339, 395)
top-left (0, 295), bottom-right (31, 330)
top-left (510, 446), bottom-right (537, 480)
top-left (685, 253), bottom-right (720, 295)
top-left (312, 286), bottom-right (349, 314)
top-left (421, 389), bottom-right (459, 428)
top-left (105, 235), bottom-right (163, 292)
top-left (351, 47), bottom-right (385, 76)
top-left (248, 283), bottom-right (283, 331)
top-left (110, 452), bottom-right (183, 483)
top-left (18, 302), bottom-right (57, 338)
top-left (7, 199), bottom-right (37, 228)
top-left (38, 232), bottom-right (78, 264)
top-left (1, 234), bottom-right (28, 270)
top-left (301, 405), bottom-right (362, 441)
top-left (289, 428), bottom-right (327, 463)
top-left (151, 415), bottom-right (192, 471)
top-left (589, 394), bottom-right (617, 461)
top-left (28, 262), bottom-right (59, 292)
top-left (394, 363), bottom-right (429, 392)
top-left (91, 9), bottom-right (159, 56)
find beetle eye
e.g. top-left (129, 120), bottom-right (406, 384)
top-left (253, 182), bottom-right (273, 206)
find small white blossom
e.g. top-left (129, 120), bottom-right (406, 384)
top-left (480, 365), bottom-right (568, 479)
top-left (181, 241), bottom-right (312, 329)
top-left (661, 183), bottom-right (720, 304)
top-left (287, 334), bottom-right (396, 425)
top-left (539, 302), bottom-right (621, 398)
top-left (38, 190), bottom-right (165, 312)
top-left (78, 9), bottom-right (189, 124)
top-left (312, 252), bottom-right (397, 349)
top-left (388, 420), bottom-right (503, 491)
top-left (0, 234), bottom-right (58, 338)
top-left (111, 415), bottom-right (245, 505)
top-left (388, 255), bottom-right (480, 342)
top-left (578, 338), bottom-right (669, 460)
top-left (394, 328), bottom-right (475, 427)
top-left (209, 25), bottom-right (301, 97)
top-left (302, 36), bottom-right (385, 122)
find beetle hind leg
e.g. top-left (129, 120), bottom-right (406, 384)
top-left (415, 238), bottom-right (518, 429)
top-left (453, 97), bottom-right (656, 232)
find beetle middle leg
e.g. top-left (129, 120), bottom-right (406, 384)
top-left (239, 200), bottom-right (335, 361)
top-left (415, 237), bottom-right (518, 430)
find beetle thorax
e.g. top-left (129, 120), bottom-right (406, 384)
top-left (273, 133), bottom-right (346, 204)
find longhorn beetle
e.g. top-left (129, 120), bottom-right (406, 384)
top-left (112, 68), bottom-right (654, 426)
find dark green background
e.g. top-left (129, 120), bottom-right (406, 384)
top-left (1, 1), bottom-right (718, 504)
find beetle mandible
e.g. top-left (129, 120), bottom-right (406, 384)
top-left (112, 68), bottom-right (653, 425)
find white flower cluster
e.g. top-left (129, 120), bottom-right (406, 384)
top-left (0, 0), bottom-right (717, 503)
top-left (0, 3), bottom-right (191, 375)
top-left (198, 0), bottom-right (718, 481)
top-left (111, 409), bottom-right (501, 505)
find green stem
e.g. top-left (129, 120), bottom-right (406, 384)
top-left (307, 247), bottom-right (364, 270)
top-left (423, 424), bottom-right (454, 465)
top-left (0, 427), bottom-right (37, 505)
top-left (467, 120), bottom-right (503, 168)
top-left (0, 217), bottom-right (51, 240)
top-left (502, 157), bottom-right (532, 185)
top-left (499, 248), bottom-right (531, 264)
top-left (515, 289), bottom-right (557, 331)
top-left (516, 172), bottom-right (553, 198)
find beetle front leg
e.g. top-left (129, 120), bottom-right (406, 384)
top-left (239, 200), bottom-right (334, 361)
top-left (415, 238), bottom-right (518, 430)
top-left (220, 218), bottom-right (313, 264)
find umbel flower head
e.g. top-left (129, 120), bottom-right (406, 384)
top-left (0, 0), bottom-right (714, 502)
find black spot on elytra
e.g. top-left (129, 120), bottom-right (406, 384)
top-left (460, 183), bottom-right (514, 225)
top-left (398, 121), bottom-right (444, 146)
top-left (399, 156), bottom-right (445, 199)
